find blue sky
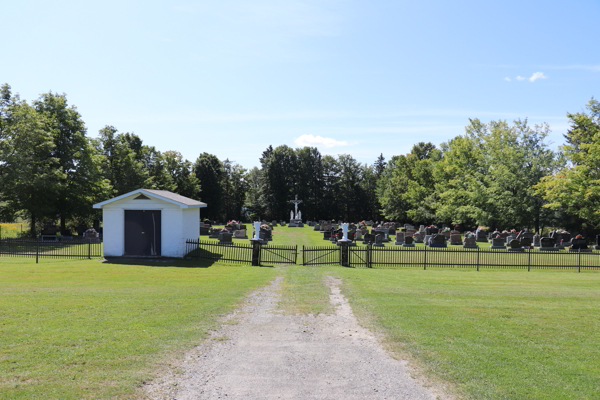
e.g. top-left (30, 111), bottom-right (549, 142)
top-left (3, 0), bottom-right (599, 169)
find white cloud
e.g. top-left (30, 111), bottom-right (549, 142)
top-left (529, 71), bottom-right (548, 82)
top-left (516, 76), bottom-right (526, 81)
top-left (294, 134), bottom-right (349, 148)
top-left (504, 77), bottom-right (511, 82)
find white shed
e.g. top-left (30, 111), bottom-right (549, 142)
top-left (93, 189), bottom-right (207, 258)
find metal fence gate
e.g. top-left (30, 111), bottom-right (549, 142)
top-left (302, 246), bottom-right (341, 265)
top-left (260, 244), bottom-right (298, 265)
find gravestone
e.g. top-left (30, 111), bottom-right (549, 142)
top-left (395, 231), bottom-right (405, 245)
top-left (419, 225), bottom-right (425, 233)
top-left (539, 237), bottom-right (558, 251)
top-left (323, 231), bottom-right (332, 240)
top-left (233, 230), bottom-right (248, 239)
top-left (533, 234), bottom-right (541, 247)
top-left (463, 236), bottom-right (478, 249)
top-left (520, 237), bottom-right (533, 248)
top-left (210, 229), bottom-right (220, 239)
top-left (450, 233), bottom-right (462, 245)
top-left (508, 239), bottom-right (524, 252)
top-left (354, 230), bottom-right (362, 241)
top-left (413, 232), bottom-right (424, 243)
top-left (569, 238), bottom-right (592, 252)
top-left (404, 224), bottom-right (414, 231)
top-left (430, 234), bottom-right (447, 248)
top-left (314, 224), bottom-right (320, 231)
top-left (260, 229), bottom-right (272, 241)
top-left (218, 232), bottom-right (233, 244)
top-left (551, 232), bottom-right (572, 246)
top-left (505, 235), bottom-right (517, 244)
top-left (424, 235), bottom-right (432, 245)
top-left (442, 231), bottom-right (451, 240)
top-left (363, 233), bottom-right (375, 245)
top-left (476, 230), bottom-right (488, 243)
top-left (491, 237), bottom-right (505, 249)
top-left (426, 227), bottom-right (439, 235)
top-left (82, 228), bottom-right (99, 241)
top-left (406, 228), bottom-right (417, 237)
top-left (374, 234), bottom-right (385, 247)
top-left (404, 235), bottom-right (415, 247)
top-left (596, 235), bottom-right (600, 250)
top-left (366, 220), bottom-right (374, 226)
top-left (200, 226), bottom-right (210, 236)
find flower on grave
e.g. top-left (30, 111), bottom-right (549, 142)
top-left (220, 228), bottom-right (229, 232)
top-left (443, 227), bottom-right (451, 232)
top-left (576, 234), bottom-right (584, 239)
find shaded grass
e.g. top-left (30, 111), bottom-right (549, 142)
top-left (0, 257), bottom-right (276, 399)
top-left (335, 268), bottom-right (600, 400)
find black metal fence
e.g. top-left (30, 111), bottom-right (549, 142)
top-left (349, 245), bottom-right (600, 271)
top-left (302, 246), bottom-right (340, 265)
top-left (185, 239), bottom-right (253, 264)
top-left (0, 238), bottom-right (104, 262)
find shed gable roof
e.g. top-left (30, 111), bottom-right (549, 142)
top-left (93, 189), bottom-right (207, 209)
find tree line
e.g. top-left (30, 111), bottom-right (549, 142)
top-left (0, 83), bottom-right (598, 235)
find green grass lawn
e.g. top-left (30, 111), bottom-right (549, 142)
top-left (0, 257), bottom-right (276, 399)
top-left (2, 225), bottom-right (599, 399)
top-left (268, 226), bottom-right (600, 399)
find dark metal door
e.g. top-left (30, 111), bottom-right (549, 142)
top-left (124, 210), bottom-right (161, 256)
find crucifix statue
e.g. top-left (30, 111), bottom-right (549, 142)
top-left (289, 194), bottom-right (303, 220)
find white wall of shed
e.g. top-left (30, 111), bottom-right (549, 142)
top-left (101, 193), bottom-right (184, 257)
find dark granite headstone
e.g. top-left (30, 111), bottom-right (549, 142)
top-left (403, 235), bottom-right (415, 247)
top-left (521, 237), bottom-right (533, 248)
top-left (463, 236), bottom-right (477, 248)
top-left (450, 233), bottom-right (462, 245)
top-left (508, 239), bottom-right (524, 252)
top-left (430, 234), bottom-right (447, 248)
top-left (491, 238), bottom-right (505, 249)
top-left (569, 238), bottom-right (591, 252)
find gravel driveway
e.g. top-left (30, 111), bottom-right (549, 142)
top-left (145, 276), bottom-right (451, 400)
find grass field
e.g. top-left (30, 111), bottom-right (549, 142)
top-left (0, 257), bottom-right (276, 399)
top-left (0, 223), bottom-right (28, 239)
top-left (1, 225), bottom-right (599, 399)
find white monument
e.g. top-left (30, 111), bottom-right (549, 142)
top-left (252, 221), bottom-right (262, 241)
top-left (288, 195), bottom-right (304, 227)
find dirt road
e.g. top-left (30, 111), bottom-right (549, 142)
top-left (145, 276), bottom-right (450, 399)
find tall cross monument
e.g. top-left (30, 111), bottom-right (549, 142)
top-left (289, 194), bottom-right (303, 220)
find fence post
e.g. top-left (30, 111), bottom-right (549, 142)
top-left (251, 239), bottom-right (262, 266)
top-left (88, 240), bottom-right (91, 260)
top-left (367, 244), bottom-right (372, 268)
top-left (36, 239), bottom-right (39, 264)
top-left (528, 248), bottom-right (531, 272)
top-left (339, 240), bottom-right (350, 267)
top-left (0, 225), bottom-right (2, 241)
top-left (424, 245), bottom-right (427, 270)
top-left (476, 247), bottom-right (480, 271)
top-left (302, 245), bottom-right (306, 266)
top-left (578, 249), bottom-right (581, 273)
top-left (197, 238), bottom-right (200, 260)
